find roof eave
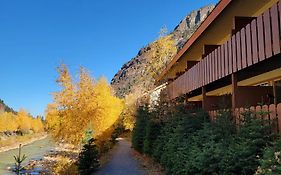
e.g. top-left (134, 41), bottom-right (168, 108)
top-left (156, 0), bottom-right (232, 82)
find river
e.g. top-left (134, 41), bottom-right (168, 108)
top-left (0, 137), bottom-right (55, 175)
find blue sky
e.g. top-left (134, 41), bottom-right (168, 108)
top-left (0, 0), bottom-right (218, 116)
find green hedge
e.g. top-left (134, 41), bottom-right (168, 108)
top-left (132, 105), bottom-right (279, 175)
top-left (132, 106), bottom-right (149, 153)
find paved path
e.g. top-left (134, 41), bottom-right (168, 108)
top-left (94, 138), bottom-right (145, 175)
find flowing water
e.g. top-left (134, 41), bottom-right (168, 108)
top-left (0, 137), bottom-right (55, 175)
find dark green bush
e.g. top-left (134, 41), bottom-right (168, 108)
top-left (143, 117), bottom-right (161, 155)
top-left (132, 104), bottom-right (276, 175)
top-left (256, 137), bottom-right (281, 175)
top-left (111, 122), bottom-right (125, 144)
top-left (220, 110), bottom-right (273, 175)
top-left (132, 105), bottom-right (149, 153)
top-left (78, 138), bottom-right (100, 175)
top-left (150, 106), bottom-right (209, 174)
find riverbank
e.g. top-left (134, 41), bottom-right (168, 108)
top-left (23, 143), bottom-right (79, 174)
top-left (0, 137), bottom-right (55, 175)
top-left (23, 138), bottom-right (127, 174)
top-left (20, 135), bottom-right (135, 174)
top-left (0, 132), bottom-right (47, 153)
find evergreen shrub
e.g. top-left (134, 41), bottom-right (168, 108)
top-left (132, 104), bottom-right (276, 175)
top-left (78, 138), bottom-right (100, 175)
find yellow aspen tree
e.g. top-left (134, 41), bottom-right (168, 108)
top-left (45, 104), bottom-right (60, 135)
top-left (0, 112), bottom-right (18, 132)
top-left (53, 64), bottom-right (76, 110)
top-left (54, 64), bottom-right (78, 142)
top-left (46, 65), bottom-right (124, 144)
top-left (0, 113), bottom-right (4, 132)
top-left (16, 109), bottom-right (32, 133)
top-left (31, 117), bottom-right (44, 133)
top-left (93, 77), bottom-right (124, 136)
top-left (121, 89), bottom-right (143, 131)
top-left (74, 67), bottom-right (97, 141)
top-left (8, 112), bottom-right (19, 131)
top-left (0, 110), bottom-right (43, 133)
top-left (148, 27), bottom-right (177, 78)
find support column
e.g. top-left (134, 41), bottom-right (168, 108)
top-left (273, 80), bottom-right (277, 105)
top-left (232, 73), bottom-right (238, 109)
top-left (202, 86), bottom-right (207, 110)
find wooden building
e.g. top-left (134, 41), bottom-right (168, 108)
top-left (157, 0), bottom-right (281, 111)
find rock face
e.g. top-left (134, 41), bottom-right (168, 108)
top-left (111, 5), bottom-right (215, 98)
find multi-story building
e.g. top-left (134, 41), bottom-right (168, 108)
top-left (157, 0), bottom-right (281, 111)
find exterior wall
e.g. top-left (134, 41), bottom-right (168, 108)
top-left (236, 86), bottom-right (274, 107)
top-left (204, 95), bottom-right (232, 111)
top-left (149, 83), bottom-right (167, 107)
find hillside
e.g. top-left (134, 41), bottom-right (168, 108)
top-left (111, 5), bottom-right (215, 98)
top-left (0, 99), bottom-right (15, 113)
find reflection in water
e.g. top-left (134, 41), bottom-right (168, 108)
top-left (0, 137), bottom-right (55, 175)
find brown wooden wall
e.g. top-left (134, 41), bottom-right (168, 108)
top-left (168, 1), bottom-right (281, 99)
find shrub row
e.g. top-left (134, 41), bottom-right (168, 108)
top-left (132, 104), bottom-right (281, 175)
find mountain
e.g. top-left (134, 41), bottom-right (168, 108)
top-left (0, 99), bottom-right (15, 113)
top-left (111, 5), bottom-right (215, 98)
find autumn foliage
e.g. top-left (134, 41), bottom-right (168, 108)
top-left (148, 27), bottom-right (177, 78)
top-left (45, 64), bottom-right (124, 144)
top-left (0, 109), bottom-right (44, 133)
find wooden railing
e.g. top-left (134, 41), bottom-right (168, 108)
top-left (209, 103), bottom-right (281, 132)
top-left (167, 1), bottom-right (281, 99)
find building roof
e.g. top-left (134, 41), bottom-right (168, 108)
top-left (156, 0), bottom-right (232, 82)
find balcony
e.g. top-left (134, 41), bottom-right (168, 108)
top-left (167, 1), bottom-right (281, 100)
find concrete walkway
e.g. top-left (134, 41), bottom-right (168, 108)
top-left (94, 138), bottom-right (145, 175)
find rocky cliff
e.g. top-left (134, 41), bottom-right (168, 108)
top-left (111, 5), bottom-right (215, 98)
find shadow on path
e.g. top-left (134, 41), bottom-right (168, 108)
top-left (94, 138), bottom-right (145, 175)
